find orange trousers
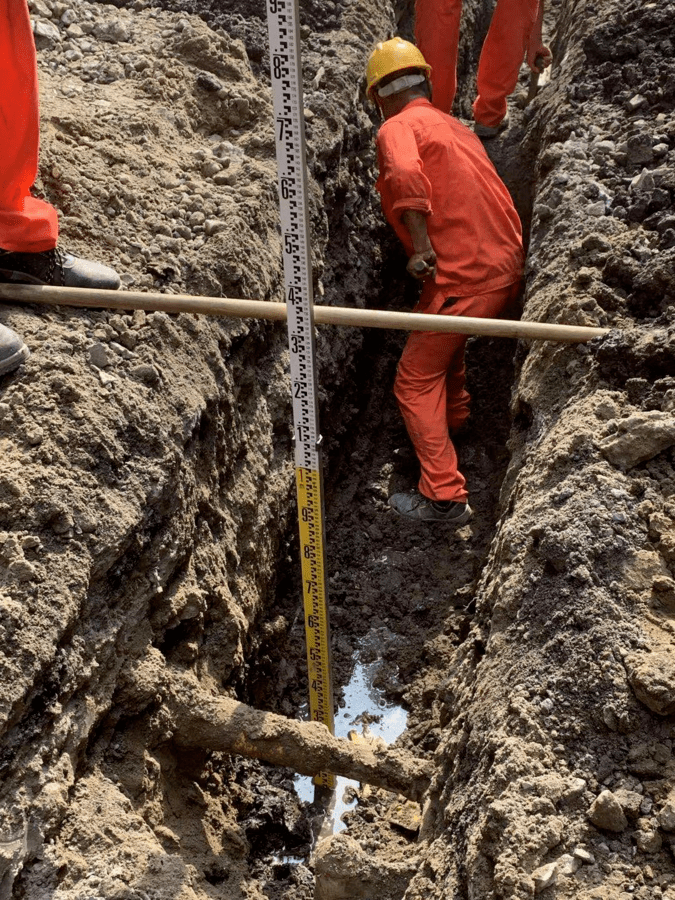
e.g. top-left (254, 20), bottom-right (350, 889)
top-left (0, 0), bottom-right (59, 252)
top-left (394, 280), bottom-right (520, 503)
top-left (415, 0), bottom-right (540, 126)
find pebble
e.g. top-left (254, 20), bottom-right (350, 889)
top-left (587, 201), bottom-right (606, 216)
top-left (658, 798), bottom-right (675, 832)
top-left (33, 19), bottom-right (61, 48)
top-left (556, 854), bottom-right (580, 876)
top-left (197, 71), bottom-right (222, 92)
top-left (626, 94), bottom-right (648, 112)
top-left (626, 134), bottom-right (654, 166)
top-left (109, 341), bottom-right (133, 360)
top-left (630, 169), bottom-right (655, 193)
top-left (573, 847), bottom-right (596, 865)
top-left (31, 0), bottom-right (52, 16)
top-left (204, 219), bottom-right (227, 237)
top-left (7, 559), bottom-right (38, 582)
top-left (532, 862), bottom-right (558, 893)
top-left (588, 790), bottom-right (628, 832)
top-left (635, 824), bottom-right (662, 854)
top-left (88, 343), bottom-right (112, 369)
top-left (25, 427), bottom-right (44, 446)
top-left (563, 777), bottom-right (587, 801)
top-left (92, 19), bottom-right (131, 43)
top-left (130, 364), bottom-right (160, 385)
top-left (202, 161), bottom-right (222, 178)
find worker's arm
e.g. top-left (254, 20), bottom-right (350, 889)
top-left (402, 210), bottom-right (437, 280)
top-left (527, 1), bottom-right (553, 73)
top-left (375, 120), bottom-right (436, 280)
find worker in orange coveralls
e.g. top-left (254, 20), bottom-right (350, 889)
top-left (0, 0), bottom-right (120, 376)
top-left (415, 0), bottom-right (552, 136)
top-left (367, 38), bottom-right (524, 523)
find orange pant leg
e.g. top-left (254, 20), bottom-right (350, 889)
top-left (472, 0), bottom-right (540, 127)
top-left (394, 281), bottom-right (518, 502)
top-left (415, 0), bottom-right (462, 115)
top-left (445, 355), bottom-right (470, 431)
top-left (0, 0), bottom-right (58, 252)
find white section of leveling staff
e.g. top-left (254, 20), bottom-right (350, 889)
top-left (267, 0), bottom-right (320, 472)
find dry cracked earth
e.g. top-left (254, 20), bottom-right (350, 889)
top-left (0, 0), bottom-right (675, 898)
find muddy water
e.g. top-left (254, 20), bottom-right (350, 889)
top-left (294, 636), bottom-right (409, 835)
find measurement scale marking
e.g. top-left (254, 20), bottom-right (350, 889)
top-left (267, 0), bottom-right (334, 788)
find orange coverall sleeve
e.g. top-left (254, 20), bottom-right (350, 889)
top-left (376, 120), bottom-right (433, 231)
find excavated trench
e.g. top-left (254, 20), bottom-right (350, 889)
top-left (1, 0), bottom-right (675, 898)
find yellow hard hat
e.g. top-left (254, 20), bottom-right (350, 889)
top-left (366, 38), bottom-right (431, 101)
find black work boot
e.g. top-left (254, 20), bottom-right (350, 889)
top-left (0, 247), bottom-right (120, 290)
top-left (0, 323), bottom-right (29, 376)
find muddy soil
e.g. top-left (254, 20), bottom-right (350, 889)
top-left (1, 0), bottom-right (674, 898)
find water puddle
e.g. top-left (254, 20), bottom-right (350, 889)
top-left (295, 648), bottom-right (407, 836)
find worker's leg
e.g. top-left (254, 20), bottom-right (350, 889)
top-left (445, 354), bottom-right (470, 432)
top-left (394, 282), bottom-right (517, 502)
top-left (395, 326), bottom-right (469, 502)
top-left (415, 0), bottom-right (462, 115)
top-left (0, 0), bottom-right (59, 252)
top-left (472, 0), bottom-right (540, 127)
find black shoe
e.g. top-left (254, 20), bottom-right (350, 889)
top-left (473, 112), bottom-right (509, 139)
top-left (388, 489), bottom-right (473, 524)
top-left (0, 323), bottom-right (29, 376)
top-left (0, 247), bottom-right (120, 290)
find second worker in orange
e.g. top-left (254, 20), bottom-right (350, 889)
top-left (367, 38), bottom-right (524, 524)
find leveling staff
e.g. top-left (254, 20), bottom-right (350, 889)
top-left (367, 38), bottom-right (524, 524)
top-left (0, 0), bottom-right (120, 377)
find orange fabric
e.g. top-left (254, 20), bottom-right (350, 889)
top-left (0, 0), bottom-right (58, 252)
top-left (415, 0), bottom-right (540, 126)
top-left (375, 98), bottom-right (523, 299)
top-left (473, 0), bottom-right (540, 127)
top-left (394, 281), bottom-right (520, 502)
top-left (414, 0), bottom-right (462, 118)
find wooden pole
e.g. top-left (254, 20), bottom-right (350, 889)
top-left (0, 283), bottom-right (609, 343)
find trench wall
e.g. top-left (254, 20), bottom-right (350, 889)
top-left (403, 0), bottom-right (675, 898)
top-left (0, 0), bottom-right (397, 895)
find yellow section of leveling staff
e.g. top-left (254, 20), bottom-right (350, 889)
top-left (296, 466), bottom-right (335, 790)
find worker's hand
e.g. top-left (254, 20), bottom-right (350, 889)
top-left (407, 249), bottom-right (437, 281)
top-left (527, 42), bottom-right (552, 74)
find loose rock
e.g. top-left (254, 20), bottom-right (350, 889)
top-left (588, 790), bottom-right (628, 832)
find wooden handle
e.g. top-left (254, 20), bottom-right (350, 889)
top-left (0, 283), bottom-right (609, 343)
